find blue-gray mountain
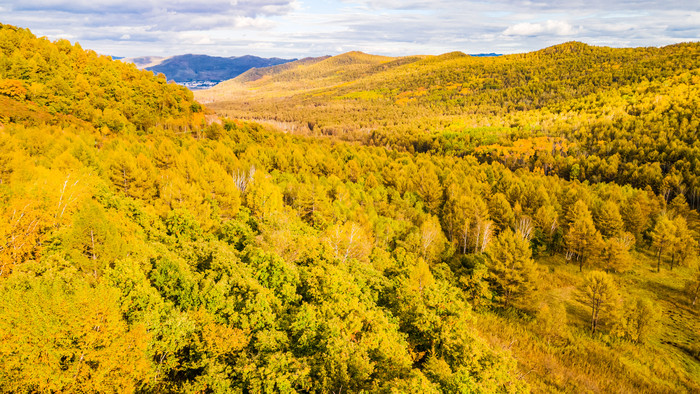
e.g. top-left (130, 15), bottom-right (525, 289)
top-left (123, 54), bottom-right (296, 89)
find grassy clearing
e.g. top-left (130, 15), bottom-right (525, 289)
top-left (476, 252), bottom-right (700, 393)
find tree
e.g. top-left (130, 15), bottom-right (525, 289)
top-left (67, 199), bottom-right (121, 276)
top-left (616, 297), bottom-right (659, 344)
top-left (245, 173), bottom-right (283, 222)
top-left (565, 200), bottom-right (603, 271)
top-left (597, 200), bottom-right (624, 238)
top-left (578, 271), bottom-right (619, 333)
top-left (107, 149), bottom-right (137, 197)
top-left (459, 261), bottom-right (491, 310)
top-left (0, 198), bottom-right (47, 277)
top-left (650, 215), bottom-right (677, 273)
top-left (485, 229), bottom-right (538, 307)
top-left (515, 215), bottom-right (534, 241)
top-left (414, 161), bottom-right (442, 214)
top-left (442, 184), bottom-right (488, 254)
top-left (324, 221), bottom-right (373, 263)
top-left (685, 264), bottom-right (700, 307)
top-left (534, 205), bottom-right (559, 254)
top-left (200, 160), bottom-right (241, 219)
top-left (419, 216), bottom-right (446, 262)
top-left (409, 258), bottom-right (435, 295)
top-left (621, 200), bottom-right (651, 243)
top-left (600, 234), bottom-right (634, 273)
top-left (0, 273), bottom-right (150, 392)
top-left (488, 193), bottom-right (515, 232)
top-left (669, 216), bottom-right (697, 270)
top-left (0, 78), bottom-right (27, 99)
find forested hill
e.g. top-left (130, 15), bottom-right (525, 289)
top-left (2, 23), bottom-right (700, 393)
top-left (0, 23), bottom-right (202, 132)
top-left (198, 41), bottom-right (700, 208)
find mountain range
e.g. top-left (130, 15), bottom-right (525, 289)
top-left (123, 52), bottom-right (501, 90)
top-left (122, 54), bottom-right (296, 89)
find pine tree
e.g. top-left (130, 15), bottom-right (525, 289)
top-left (486, 228), bottom-right (538, 307)
top-left (565, 200), bottom-right (604, 271)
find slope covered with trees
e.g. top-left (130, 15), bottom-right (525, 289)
top-left (2, 23), bottom-right (700, 393)
top-left (199, 42), bottom-right (700, 207)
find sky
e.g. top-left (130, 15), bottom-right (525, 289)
top-left (0, 0), bottom-right (698, 59)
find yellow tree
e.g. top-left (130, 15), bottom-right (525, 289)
top-left (578, 271), bottom-right (619, 333)
top-left (0, 276), bottom-right (150, 392)
top-left (414, 161), bottom-right (442, 214)
top-left (419, 215), bottom-right (446, 263)
top-left (650, 215), bottom-right (677, 273)
top-left (669, 216), bottom-right (697, 270)
top-left (596, 200), bottom-right (624, 238)
top-left (324, 221), bottom-right (373, 263)
top-left (565, 200), bottom-right (603, 272)
top-left (245, 173), bottom-right (283, 222)
top-left (107, 149), bottom-right (137, 196)
top-left (0, 199), bottom-right (45, 276)
top-left (486, 228), bottom-right (538, 307)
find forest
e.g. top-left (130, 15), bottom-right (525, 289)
top-left (1, 23), bottom-right (699, 393)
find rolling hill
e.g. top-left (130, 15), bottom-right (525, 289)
top-left (197, 42), bottom-right (700, 202)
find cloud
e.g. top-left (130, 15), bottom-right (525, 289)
top-left (504, 20), bottom-right (579, 36)
top-left (9, 0), bottom-right (297, 16)
top-left (0, 0), bottom-right (697, 58)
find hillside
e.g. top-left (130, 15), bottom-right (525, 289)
top-left (234, 56), bottom-right (332, 83)
top-left (2, 23), bottom-right (700, 393)
top-left (198, 42), bottom-right (700, 204)
top-left (202, 52), bottom-right (426, 98)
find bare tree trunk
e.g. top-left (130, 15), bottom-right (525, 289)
top-left (90, 229), bottom-right (96, 260)
top-left (670, 253), bottom-right (676, 271)
top-left (480, 221), bottom-right (492, 253)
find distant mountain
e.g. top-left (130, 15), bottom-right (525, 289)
top-left (141, 54), bottom-right (295, 82)
top-left (470, 53), bottom-right (501, 57)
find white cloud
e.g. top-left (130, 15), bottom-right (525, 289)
top-left (504, 20), bottom-right (578, 36)
top-left (233, 16), bottom-right (275, 29)
top-left (0, 0), bottom-right (697, 57)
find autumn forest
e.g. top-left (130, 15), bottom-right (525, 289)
top-left (1, 23), bottom-right (699, 393)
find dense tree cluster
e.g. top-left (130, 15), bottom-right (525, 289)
top-left (201, 42), bottom-right (700, 208)
top-left (0, 23), bottom-right (202, 133)
top-left (1, 24), bottom-right (699, 392)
